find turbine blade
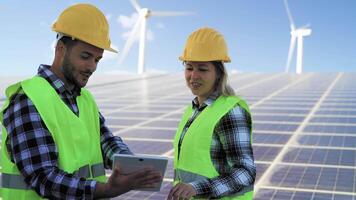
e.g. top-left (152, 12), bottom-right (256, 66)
top-left (283, 0), bottom-right (295, 30)
top-left (299, 23), bottom-right (311, 30)
top-left (150, 11), bottom-right (195, 17)
top-left (118, 15), bottom-right (143, 65)
top-left (285, 36), bottom-right (296, 73)
top-left (130, 0), bottom-right (141, 12)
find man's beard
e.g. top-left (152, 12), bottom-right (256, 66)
top-left (61, 55), bottom-right (82, 88)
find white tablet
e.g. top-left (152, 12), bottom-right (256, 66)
top-left (113, 154), bottom-right (168, 191)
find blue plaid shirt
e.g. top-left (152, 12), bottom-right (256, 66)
top-left (179, 93), bottom-right (256, 198)
top-left (2, 65), bottom-right (132, 199)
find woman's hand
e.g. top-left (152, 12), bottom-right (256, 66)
top-left (167, 182), bottom-right (197, 200)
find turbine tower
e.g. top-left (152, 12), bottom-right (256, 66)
top-left (119, 0), bottom-right (194, 74)
top-left (284, 0), bottom-right (312, 74)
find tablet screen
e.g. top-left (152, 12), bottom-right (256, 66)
top-left (113, 154), bottom-right (168, 191)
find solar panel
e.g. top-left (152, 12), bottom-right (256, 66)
top-left (304, 125), bottom-right (356, 134)
top-left (254, 123), bottom-right (300, 132)
top-left (254, 133), bottom-right (291, 144)
top-left (310, 116), bottom-right (356, 123)
top-left (283, 148), bottom-right (356, 166)
top-left (118, 128), bottom-right (175, 140)
top-left (1, 73), bottom-right (356, 199)
top-left (298, 135), bottom-right (356, 148)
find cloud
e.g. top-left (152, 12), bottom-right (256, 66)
top-left (117, 13), bottom-right (154, 42)
top-left (118, 13), bottom-right (139, 29)
top-left (156, 22), bottom-right (165, 29)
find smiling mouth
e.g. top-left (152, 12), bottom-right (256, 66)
top-left (191, 82), bottom-right (202, 88)
top-left (80, 72), bottom-right (91, 79)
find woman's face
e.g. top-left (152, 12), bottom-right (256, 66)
top-left (184, 61), bottom-right (217, 101)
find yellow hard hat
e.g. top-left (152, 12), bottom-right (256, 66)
top-left (52, 3), bottom-right (117, 53)
top-left (179, 27), bottom-right (231, 62)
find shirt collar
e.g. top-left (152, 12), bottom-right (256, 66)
top-left (191, 91), bottom-right (220, 110)
top-left (37, 64), bottom-right (81, 96)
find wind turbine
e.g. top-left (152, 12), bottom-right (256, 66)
top-left (284, 0), bottom-right (312, 74)
top-left (119, 0), bottom-right (194, 74)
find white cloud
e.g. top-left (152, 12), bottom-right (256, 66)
top-left (156, 22), bottom-right (165, 29)
top-left (118, 13), bottom-right (139, 29)
top-left (117, 13), bottom-right (154, 42)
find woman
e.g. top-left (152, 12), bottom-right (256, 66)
top-left (167, 27), bottom-right (256, 200)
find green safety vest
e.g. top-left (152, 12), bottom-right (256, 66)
top-left (0, 76), bottom-right (106, 199)
top-left (173, 95), bottom-right (254, 200)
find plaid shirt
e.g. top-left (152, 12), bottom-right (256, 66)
top-left (178, 93), bottom-right (256, 199)
top-left (2, 65), bottom-right (132, 199)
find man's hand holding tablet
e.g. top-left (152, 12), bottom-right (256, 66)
top-left (112, 154), bottom-right (168, 191)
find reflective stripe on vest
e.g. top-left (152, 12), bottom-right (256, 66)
top-left (1, 163), bottom-right (105, 190)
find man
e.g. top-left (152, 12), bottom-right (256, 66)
top-left (0, 3), bottom-right (161, 199)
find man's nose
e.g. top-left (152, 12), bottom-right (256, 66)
top-left (87, 60), bottom-right (97, 73)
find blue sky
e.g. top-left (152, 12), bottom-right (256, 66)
top-left (1, 0), bottom-right (356, 75)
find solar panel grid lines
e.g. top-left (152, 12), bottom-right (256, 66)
top-left (108, 74), bottom-right (293, 140)
top-left (86, 74), bottom-right (170, 89)
top-left (274, 162), bottom-right (356, 171)
top-left (300, 132), bottom-right (356, 140)
top-left (111, 125), bottom-right (176, 131)
top-left (89, 74), bottom-right (182, 94)
top-left (123, 137), bottom-right (172, 143)
top-left (94, 82), bottom-right (188, 105)
top-left (308, 121), bottom-right (356, 127)
top-left (94, 72), bottom-right (258, 99)
top-left (247, 74), bottom-right (315, 110)
top-left (2, 73), bottom-right (356, 199)
top-left (97, 72), bottom-right (264, 115)
top-left (254, 73), bottom-right (344, 194)
top-left (108, 74), bottom-right (318, 199)
top-left (254, 130), bottom-right (293, 135)
top-left (285, 145), bottom-right (356, 151)
top-left (231, 74), bottom-right (284, 90)
top-left (255, 186), bottom-right (356, 200)
top-left (253, 106), bottom-right (314, 111)
top-left (111, 107), bottom-right (186, 135)
top-left (318, 107), bottom-right (356, 112)
top-left (254, 120), bottom-right (301, 125)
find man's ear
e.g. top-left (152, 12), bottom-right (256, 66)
top-left (55, 40), bottom-right (66, 57)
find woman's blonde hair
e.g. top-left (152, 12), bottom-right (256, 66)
top-left (212, 61), bottom-right (236, 96)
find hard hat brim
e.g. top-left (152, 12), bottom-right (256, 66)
top-left (106, 47), bottom-right (118, 53)
top-left (179, 56), bottom-right (231, 63)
